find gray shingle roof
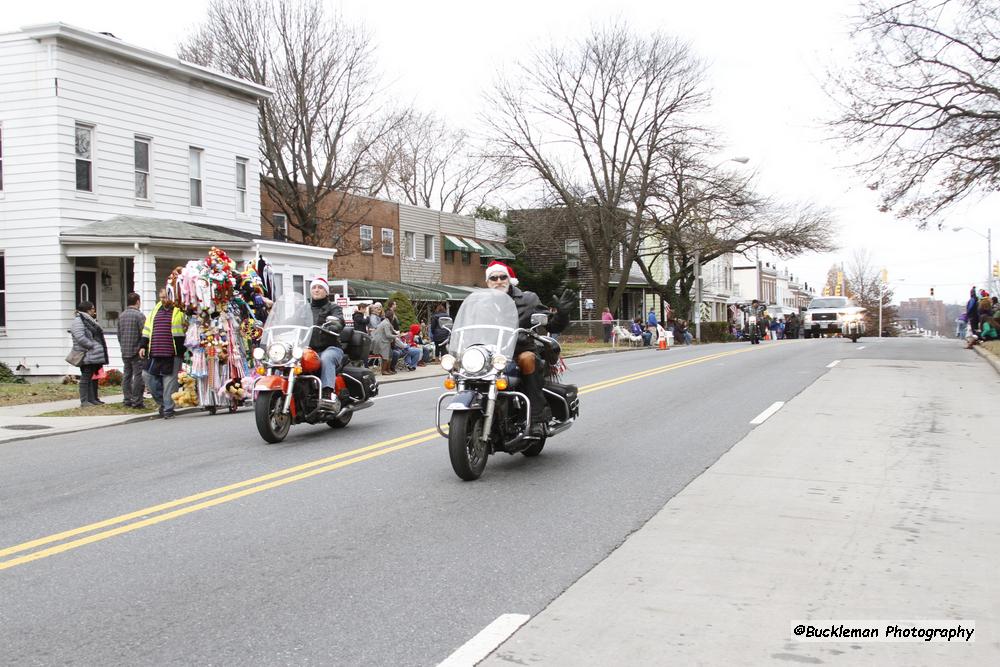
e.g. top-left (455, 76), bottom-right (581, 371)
top-left (60, 216), bottom-right (256, 243)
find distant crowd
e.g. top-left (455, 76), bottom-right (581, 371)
top-left (959, 287), bottom-right (999, 348)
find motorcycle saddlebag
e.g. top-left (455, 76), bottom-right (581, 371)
top-left (342, 329), bottom-right (373, 362)
top-left (340, 365), bottom-right (378, 400)
top-left (542, 382), bottom-right (579, 421)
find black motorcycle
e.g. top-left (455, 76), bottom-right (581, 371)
top-left (435, 289), bottom-right (579, 481)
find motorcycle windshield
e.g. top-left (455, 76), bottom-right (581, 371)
top-left (451, 289), bottom-right (519, 357)
top-left (260, 292), bottom-right (313, 347)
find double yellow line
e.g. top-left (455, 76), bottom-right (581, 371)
top-left (0, 428), bottom-right (441, 571)
top-left (1, 344), bottom-right (773, 571)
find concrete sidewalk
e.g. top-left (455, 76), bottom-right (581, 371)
top-left (0, 363), bottom-right (449, 445)
top-left (481, 357), bottom-right (1000, 665)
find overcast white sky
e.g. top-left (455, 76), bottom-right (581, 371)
top-left (6, 0), bottom-right (997, 305)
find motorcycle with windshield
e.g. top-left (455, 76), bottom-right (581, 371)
top-left (435, 289), bottom-right (579, 480)
top-left (252, 292), bottom-right (378, 443)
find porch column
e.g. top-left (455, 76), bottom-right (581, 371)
top-left (133, 246), bottom-right (157, 308)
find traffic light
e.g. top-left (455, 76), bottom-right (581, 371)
top-left (930, 287), bottom-right (935, 297)
top-left (993, 262), bottom-right (999, 277)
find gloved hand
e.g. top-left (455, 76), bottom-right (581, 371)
top-left (555, 289), bottom-right (576, 314)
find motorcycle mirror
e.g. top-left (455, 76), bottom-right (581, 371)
top-left (531, 313), bottom-right (549, 328)
top-left (439, 317), bottom-right (453, 330)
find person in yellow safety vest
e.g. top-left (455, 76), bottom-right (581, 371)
top-left (137, 289), bottom-right (187, 419)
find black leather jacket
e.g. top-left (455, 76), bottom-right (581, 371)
top-left (309, 298), bottom-right (345, 351)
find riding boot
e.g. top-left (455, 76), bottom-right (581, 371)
top-left (521, 370), bottom-right (547, 437)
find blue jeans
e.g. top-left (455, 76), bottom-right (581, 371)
top-left (403, 347), bottom-right (421, 369)
top-left (320, 346), bottom-right (345, 389)
top-left (144, 357), bottom-right (181, 414)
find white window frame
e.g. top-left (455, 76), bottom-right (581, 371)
top-left (381, 228), bottom-right (395, 256)
top-left (0, 253), bottom-right (5, 330)
top-left (189, 147), bottom-right (203, 208)
top-left (404, 231), bottom-right (416, 259)
top-left (75, 123), bottom-right (94, 193)
top-left (235, 157), bottom-right (248, 214)
top-left (565, 239), bottom-right (581, 268)
top-left (134, 136), bottom-right (151, 201)
top-left (0, 123), bottom-right (4, 193)
top-left (272, 213), bottom-right (287, 240)
top-left (423, 234), bottom-right (435, 262)
top-left (360, 225), bottom-right (373, 254)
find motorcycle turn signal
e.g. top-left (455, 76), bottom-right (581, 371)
top-left (443, 377), bottom-right (456, 390)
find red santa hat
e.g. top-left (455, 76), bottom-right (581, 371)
top-left (485, 261), bottom-right (518, 286)
top-left (309, 276), bottom-right (330, 293)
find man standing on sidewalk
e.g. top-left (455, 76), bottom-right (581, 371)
top-left (138, 289), bottom-right (186, 419)
top-left (117, 292), bottom-right (146, 409)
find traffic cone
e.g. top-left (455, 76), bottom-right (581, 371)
top-left (658, 337), bottom-right (667, 350)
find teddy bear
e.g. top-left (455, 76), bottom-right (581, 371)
top-left (171, 370), bottom-right (199, 408)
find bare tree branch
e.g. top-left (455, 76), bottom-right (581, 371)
top-left (179, 0), bottom-right (405, 249)
top-left (829, 0), bottom-right (1000, 226)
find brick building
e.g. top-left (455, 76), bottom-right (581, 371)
top-left (898, 297), bottom-right (948, 335)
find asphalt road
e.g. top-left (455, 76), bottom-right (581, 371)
top-left (0, 337), bottom-right (969, 665)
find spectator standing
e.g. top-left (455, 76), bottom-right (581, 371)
top-left (138, 289), bottom-right (186, 419)
top-left (385, 300), bottom-right (400, 331)
top-left (647, 308), bottom-right (658, 341)
top-left (368, 302), bottom-right (383, 331)
top-left (117, 292), bottom-right (146, 408)
top-left (352, 303), bottom-right (369, 334)
top-left (601, 307), bottom-right (614, 343)
top-left (430, 302), bottom-right (451, 358)
top-left (69, 300), bottom-right (109, 407)
top-left (966, 287), bottom-right (980, 335)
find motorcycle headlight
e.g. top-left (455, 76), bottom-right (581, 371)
top-left (491, 354), bottom-right (508, 371)
top-left (252, 347), bottom-right (265, 361)
top-left (460, 347), bottom-right (488, 374)
top-left (441, 354), bottom-right (457, 372)
top-left (291, 345), bottom-right (304, 360)
top-left (267, 343), bottom-right (291, 364)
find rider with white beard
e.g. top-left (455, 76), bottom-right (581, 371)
top-left (484, 261), bottom-right (574, 437)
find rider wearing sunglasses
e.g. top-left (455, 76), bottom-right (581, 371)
top-left (485, 261), bottom-right (575, 437)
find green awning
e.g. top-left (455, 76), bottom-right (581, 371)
top-left (461, 237), bottom-right (486, 253)
top-left (408, 283), bottom-right (479, 301)
top-left (347, 279), bottom-right (450, 301)
top-left (492, 243), bottom-right (516, 260)
top-left (477, 240), bottom-right (502, 258)
top-left (443, 235), bottom-right (470, 252)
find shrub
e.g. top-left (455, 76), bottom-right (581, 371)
top-left (388, 291), bottom-right (418, 330)
top-left (99, 368), bottom-right (123, 386)
top-left (700, 321), bottom-right (736, 343)
top-left (0, 361), bottom-right (27, 384)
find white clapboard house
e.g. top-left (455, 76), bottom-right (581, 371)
top-left (0, 24), bottom-right (333, 378)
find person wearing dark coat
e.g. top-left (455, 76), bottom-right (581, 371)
top-left (307, 277), bottom-right (345, 400)
top-left (69, 300), bottom-right (109, 407)
top-left (430, 302), bottom-right (451, 358)
top-left (485, 261), bottom-right (573, 437)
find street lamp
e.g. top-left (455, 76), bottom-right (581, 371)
top-left (695, 156), bottom-right (750, 342)
top-left (952, 225), bottom-right (993, 293)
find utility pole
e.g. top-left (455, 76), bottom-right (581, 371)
top-left (694, 252), bottom-right (702, 342)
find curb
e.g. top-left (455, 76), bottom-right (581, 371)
top-left (973, 344), bottom-right (1000, 376)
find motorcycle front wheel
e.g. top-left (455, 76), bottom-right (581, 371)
top-left (448, 411), bottom-right (488, 481)
top-left (255, 390), bottom-right (291, 444)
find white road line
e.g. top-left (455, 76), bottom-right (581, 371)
top-left (371, 386), bottom-right (438, 401)
top-left (568, 358), bottom-right (603, 365)
top-left (438, 613), bottom-right (531, 667)
top-left (857, 346), bottom-right (866, 350)
top-left (826, 359), bottom-right (840, 368)
top-left (750, 401), bottom-right (785, 425)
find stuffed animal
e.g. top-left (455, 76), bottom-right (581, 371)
top-left (171, 370), bottom-right (199, 408)
top-left (224, 378), bottom-right (246, 403)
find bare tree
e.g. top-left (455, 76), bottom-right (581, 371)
top-left (179, 0), bottom-right (403, 247)
top-left (846, 249), bottom-right (897, 334)
top-left (830, 0), bottom-right (1000, 226)
top-left (367, 111), bottom-right (514, 213)
top-left (484, 22), bottom-right (709, 314)
top-left (636, 145), bottom-right (837, 318)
